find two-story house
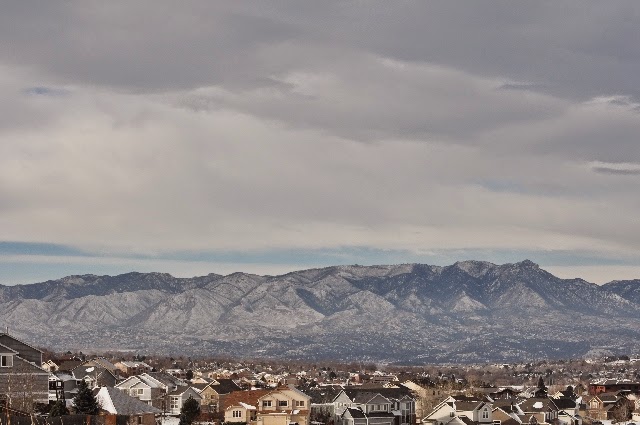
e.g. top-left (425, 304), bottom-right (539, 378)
top-left (335, 387), bottom-right (416, 425)
top-left (0, 333), bottom-right (49, 412)
top-left (255, 386), bottom-right (311, 425)
top-left (225, 389), bottom-right (271, 424)
top-left (225, 386), bottom-right (311, 425)
top-left (423, 395), bottom-right (493, 425)
top-left (192, 378), bottom-right (241, 414)
top-left (115, 373), bottom-right (169, 409)
top-left (166, 387), bottom-right (203, 416)
top-left (340, 393), bottom-right (397, 425)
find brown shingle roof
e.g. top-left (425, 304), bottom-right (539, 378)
top-left (224, 390), bottom-right (272, 410)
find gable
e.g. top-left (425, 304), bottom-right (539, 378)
top-left (334, 391), bottom-right (353, 404)
top-left (115, 376), bottom-right (142, 389)
top-left (365, 394), bottom-right (392, 405)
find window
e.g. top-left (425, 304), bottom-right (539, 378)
top-left (279, 400), bottom-right (288, 407)
top-left (482, 409), bottom-right (489, 419)
top-left (233, 410), bottom-right (242, 418)
top-left (138, 388), bottom-right (144, 395)
top-left (263, 400), bottom-right (272, 407)
top-left (170, 396), bottom-right (180, 411)
top-left (295, 400), bottom-right (305, 407)
top-left (0, 355), bottom-right (13, 367)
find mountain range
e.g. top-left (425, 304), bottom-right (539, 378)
top-left (1, 260), bottom-right (639, 363)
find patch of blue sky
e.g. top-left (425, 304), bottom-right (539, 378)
top-left (23, 86), bottom-right (70, 96)
top-left (1, 241), bottom-right (636, 269)
top-left (0, 241), bottom-right (91, 257)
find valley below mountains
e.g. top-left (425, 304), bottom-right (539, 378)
top-left (2, 260), bottom-right (640, 363)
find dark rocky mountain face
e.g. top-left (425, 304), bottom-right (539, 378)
top-left (1, 260), bottom-right (639, 363)
top-left (603, 279), bottom-right (640, 305)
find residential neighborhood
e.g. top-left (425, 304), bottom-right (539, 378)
top-left (1, 332), bottom-right (639, 425)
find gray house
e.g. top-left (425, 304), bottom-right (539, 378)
top-left (0, 333), bottom-right (49, 412)
top-left (334, 387), bottom-right (416, 425)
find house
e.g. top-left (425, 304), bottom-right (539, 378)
top-left (589, 380), bottom-right (640, 395)
top-left (490, 389), bottom-right (519, 400)
top-left (491, 403), bottom-right (524, 425)
top-left (224, 389), bottom-right (270, 423)
top-left (115, 361), bottom-right (153, 377)
top-left (225, 386), bottom-right (311, 425)
top-left (518, 398), bottom-right (559, 424)
top-left (95, 386), bottom-right (162, 425)
top-left (166, 387), bottom-right (203, 416)
top-left (42, 360), bottom-right (60, 372)
top-left (304, 385), bottom-right (343, 424)
top-left (115, 373), bottom-right (169, 409)
top-left (422, 395), bottom-right (493, 425)
top-left (335, 387), bottom-right (415, 425)
top-left (192, 378), bottom-right (241, 414)
top-left (255, 386), bottom-right (311, 425)
top-left (339, 394), bottom-right (397, 425)
top-left (48, 371), bottom-right (79, 403)
top-left (72, 362), bottom-right (118, 388)
top-left (0, 333), bottom-right (49, 411)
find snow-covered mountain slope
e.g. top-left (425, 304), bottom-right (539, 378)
top-left (1, 260), bottom-right (639, 363)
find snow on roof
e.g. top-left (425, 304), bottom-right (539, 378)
top-left (239, 402), bottom-right (256, 410)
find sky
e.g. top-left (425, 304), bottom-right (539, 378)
top-left (2, 1), bottom-right (640, 285)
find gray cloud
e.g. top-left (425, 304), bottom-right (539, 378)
top-left (2, 1), bottom-right (640, 282)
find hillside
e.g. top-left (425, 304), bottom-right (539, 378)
top-left (2, 260), bottom-right (639, 363)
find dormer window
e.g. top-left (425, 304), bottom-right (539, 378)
top-left (1, 355), bottom-right (13, 367)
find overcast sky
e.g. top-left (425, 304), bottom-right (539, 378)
top-left (2, 1), bottom-right (640, 285)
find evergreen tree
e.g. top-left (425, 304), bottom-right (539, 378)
top-left (179, 396), bottom-right (201, 425)
top-left (73, 380), bottom-right (100, 415)
top-left (50, 399), bottom-right (70, 417)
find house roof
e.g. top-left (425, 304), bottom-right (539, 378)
top-left (301, 386), bottom-right (343, 404)
top-left (341, 386), bottom-right (413, 403)
top-left (519, 398), bottom-right (558, 412)
top-left (553, 399), bottom-right (577, 409)
top-left (148, 371), bottom-right (187, 387)
top-left (458, 416), bottom-right (476, 425)
top-left (597, 393), bottom-right (618, 403)
top-left (213, 378), bottom-right (241, 394)
top-left (85, 358), bottom-right (118, 372)
top-left (0, 333), bottom-right (44, 353)
top-left (225, 389), bottom-right (272, 410)
top-left (58, 360), bottom-right (83, 372)
top-left (0, 343), bottom-right (18, 354)
top-left (96, 387), bottom-right (162, 415)
top-left (455, 401), bottom-right (483, 412)
top-left (344, 407), bottom-right (366, 418)
top-left (167, 386), bottom-right (203, 398)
